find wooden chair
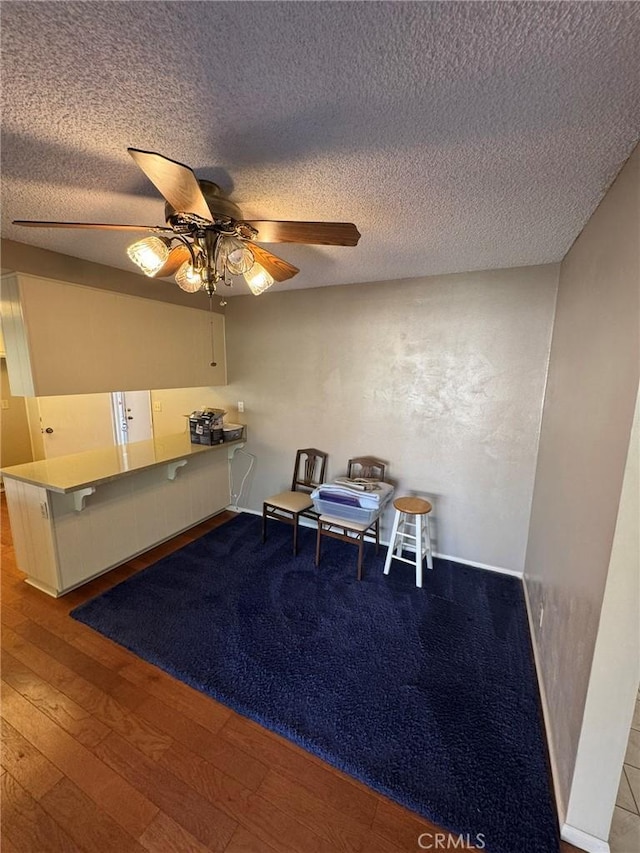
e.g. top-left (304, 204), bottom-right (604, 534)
top-left (262, 448), bottom-right (328, 555)
top-left (315, 456), bottom-right (387, 580)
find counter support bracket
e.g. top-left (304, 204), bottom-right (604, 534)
top-left (71, 487), bottom-right (96, 512)
top-left (167, 459), bottom-right (188, 481)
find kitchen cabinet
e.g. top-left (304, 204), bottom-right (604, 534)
top-left (0, 272), bottom-right (226, 396)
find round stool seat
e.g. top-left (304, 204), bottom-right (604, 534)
top-left (392, 496), bottom-right (432, 515)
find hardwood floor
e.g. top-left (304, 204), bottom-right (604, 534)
top-left (0, 495), bottom-right (581, 852)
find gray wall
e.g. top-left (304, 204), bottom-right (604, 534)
top-left (221, 264), bottom-right (559, 572)
top-left (524, 145), bottom-right (640, 816)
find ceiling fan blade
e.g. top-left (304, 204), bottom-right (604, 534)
top-left (154, 245), bottom-right (191, 278)
top-left (249, 244), bottom-right (300, 282)
top-left (13, 220), bottom-right (172, 232)
top-left (128, 148), bottom-right (213, 222)
top-left (244, 220), bottom-right (360, 246)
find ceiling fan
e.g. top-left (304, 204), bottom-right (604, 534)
top-left (13, 148), bottom-right (362, 298)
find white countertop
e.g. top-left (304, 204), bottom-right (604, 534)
top-left (0, 433), bottom-right (243, 493)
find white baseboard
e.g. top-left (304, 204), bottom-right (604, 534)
top-left (561, 824), bottom-right (610, 853)
top-left (229, 504), bottom-right (260, 516)
top-left (230, 507), bottom-right (521, 577)
top-left (433, 552), bottom-right (523, 578)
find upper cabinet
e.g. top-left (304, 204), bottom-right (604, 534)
top-left (1, 273), bottom-right (227, 396)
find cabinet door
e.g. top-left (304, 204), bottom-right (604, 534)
top-left (4, 478), bottom-right (60, 595)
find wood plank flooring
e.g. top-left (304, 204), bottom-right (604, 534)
top-left (0, 496), bottom-right (581, 852)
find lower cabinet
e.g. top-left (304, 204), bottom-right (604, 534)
top-left (3, 478), bottom-right (60, 593)
top-left (4, 448), bottom-right (230, 596)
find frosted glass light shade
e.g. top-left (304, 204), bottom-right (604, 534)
top-left (175, 262), bottom-right (203, 293)
top-left (127, 237), bottom-right (171, 276)
top-left (219, 237), bottom-right (254, 275)
top-left (244, 262), bottom-right (274, 295)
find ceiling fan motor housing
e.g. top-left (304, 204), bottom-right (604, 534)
top-left (164, 180), bottom-right (244, 224)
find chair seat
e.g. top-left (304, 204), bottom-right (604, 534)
top-left (265, 491), bottom-right (314, 513)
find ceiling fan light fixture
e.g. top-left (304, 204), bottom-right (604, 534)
top-left (218, 236), bottom-right (254, 275)
top-left (126, 236), bottom-right (171, 276)
top-left (15, 149), bottom-right (361, 305)
top-left (244, 262), bottom-right (274, 295)
top-left (175, 261), bottom-right (204, 293)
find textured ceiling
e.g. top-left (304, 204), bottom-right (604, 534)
top-left (1, 1), bottom-right (639, 295)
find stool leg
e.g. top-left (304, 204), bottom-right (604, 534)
top-left (415, 513), bottom-right (423, 588)
top-left (315, 523), bottom-right (322, 566)
top-left (357, 534), bottom-right (364, 581)
top-left (425, 514), bottom-right (433, 570)
top-left (384, 510), bottom-right (401, 575)
top-left (395, 515), bottom-right (405, 558)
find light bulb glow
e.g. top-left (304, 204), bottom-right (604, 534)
top-left (127, 237), bottom-right (171, 276)
top-left (175, 262), bottom-right (203, 293)
top-left (244, 262), bottom-right (274, 295)
top-left (218, 237), bottom-right (254, 275)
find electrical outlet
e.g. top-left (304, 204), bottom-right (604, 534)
top-left (237, 401), bottom-right (245, 413)
top-left (0, 400), bottom-right (9, 409)
top-left (539, 604), bottom-right (544, 629)
top-left (152, 401), bottom-right (162, 413)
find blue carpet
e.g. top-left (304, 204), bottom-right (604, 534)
top-left (71, 513), bottom-right (560, 853)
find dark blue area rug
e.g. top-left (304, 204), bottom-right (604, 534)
top-left (71, 513), bottom-right (559, 853)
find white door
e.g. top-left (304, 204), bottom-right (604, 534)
top-left (111, 391), bottom-right (153, 445)
top-left (36, 393), bottom-right (116, 459)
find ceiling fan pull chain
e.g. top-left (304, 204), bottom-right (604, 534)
top-left (208, 295), bottom-right (217, 367)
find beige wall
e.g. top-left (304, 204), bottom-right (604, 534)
top-left (218, 263), bottom-right (559, 572)
top-left (564, 387), bottom-right (639, 844)
top-left (524, 145), bottom-right (640, 819)
top-left (0, 360), bottom-right (33, 467)
top-left (150, 387), bottom-right (228, 438)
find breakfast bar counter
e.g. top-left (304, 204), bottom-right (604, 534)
top-left (1, 433), bottom-right (244, 597)
top-left (1, 432), bottom-right (243, 494)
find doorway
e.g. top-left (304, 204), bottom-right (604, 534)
top-left (111, 391), bottom-right (153, 445)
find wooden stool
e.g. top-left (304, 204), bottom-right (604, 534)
top-left (383, 497), bottom-right (433, 588)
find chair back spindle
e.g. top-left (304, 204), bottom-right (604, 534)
top-left (292, 448), bottom-right (328, 493)
top-left (347, 456), bottom-right (386, 482)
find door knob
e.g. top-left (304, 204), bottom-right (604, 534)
top-left (44, 427), bottom-right (54, 434)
